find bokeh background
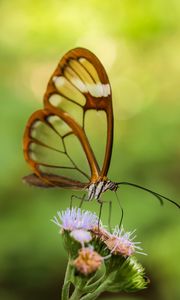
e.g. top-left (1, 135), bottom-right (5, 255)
top-left (0, 1), bottom-right (180, 299)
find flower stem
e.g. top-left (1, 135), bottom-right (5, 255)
top-left (80, 279), bottom-right (110, 300)
top-left (62, 257), bottom-right (72, 300)
top-left (83, 274), bottom-right (106, 293)
top-left (69, 287), bottom-right (83, 300)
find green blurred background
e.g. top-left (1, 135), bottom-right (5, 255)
top-left (0, 0), bottom-right (180, 299)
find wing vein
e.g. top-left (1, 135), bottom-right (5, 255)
top-left (78, 59), bottom-right (97, 83)
top-left (38, 163), bottom-right (75, 169)
top-left (62, 137), bottom-right (90, 180)
top-left (30, 138), bottom-right (65, 154)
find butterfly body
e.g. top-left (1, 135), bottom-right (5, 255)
top-left (87, 180), bottom-right (118, 201)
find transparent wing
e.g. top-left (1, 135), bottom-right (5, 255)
top-left (23, 109), bottom-right (92, 187)
top-left (44, 48), bottom-right (114, 179)
top-left (23, 48), bottom-right (114, 188)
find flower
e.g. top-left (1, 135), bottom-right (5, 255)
top-left (104, 226), bottom-right (145, 257)
top-left (52, 207), bottom-right (148, 298)
top-left (51, 207), bottom-right (99, 231)
top-left (70, 229), bottom-right (92, 245)
top-left (91, 225), bottom-right (111, 241)
top-left (73, 247), bottom-right (103, 275)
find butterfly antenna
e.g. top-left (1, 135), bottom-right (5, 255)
top-left (115, 191), bottom-right (124, 228)
top-left (117, 182), bottom-right (180, 209)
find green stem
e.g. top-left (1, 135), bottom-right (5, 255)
top-left (83, 274), bottom-right (106, 293)
top-left (69, 287), bottom-right (83, 300)
top-left (80, 279), bottom-right (110, 300)
top-left (62, 258), bottom-right (72, 300)
top-left (69, 279), bottom-right (85, 300)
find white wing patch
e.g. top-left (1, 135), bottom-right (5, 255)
top-left (52, 75), bottom-right (86, 106)
top-left (86, 83), bottom-right (110, 97)
top-left (52, 58), bottom-right (111, 101)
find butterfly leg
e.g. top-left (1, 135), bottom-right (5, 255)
top-left (108, 200), bottom-right (112, 233)
top-left (79, 194), bottom-right (87, 208)
top-left (97, 199), bottom-right (103, 230)
top-left (97, 198), bottom-right (112, 232)
top-left (115, 191), bottom-right (124, 229)
top-left (70, 193), bottom-right (87, 209)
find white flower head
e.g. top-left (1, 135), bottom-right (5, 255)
top-left (105, 226), bottom-right (146, 257)
top-left (70, 229), bottom-right (92, 245)
top-left (51, 207), bottom-right (99, 231)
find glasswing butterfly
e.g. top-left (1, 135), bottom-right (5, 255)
top-left (23, 48), bottom-right (179, 209)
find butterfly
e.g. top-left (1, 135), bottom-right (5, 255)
top-left (23, 47), bottom-right (179, 208)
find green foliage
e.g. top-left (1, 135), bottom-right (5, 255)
top-left (106, 256), bottom-right (147, 293)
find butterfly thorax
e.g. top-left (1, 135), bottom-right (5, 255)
top-left (87, 180), bottom-right (118, 201)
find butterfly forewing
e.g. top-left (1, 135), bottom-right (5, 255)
top-left (23, 48), bottom-right (114, 188)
